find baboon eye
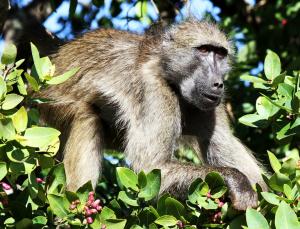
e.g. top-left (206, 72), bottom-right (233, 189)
top-left (196, 45), bottom-right (210, 54)
top-left (215, 47), bottom-right (228, 58)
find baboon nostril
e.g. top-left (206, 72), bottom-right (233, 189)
top-left (214, 82), bottom-right (223, 89)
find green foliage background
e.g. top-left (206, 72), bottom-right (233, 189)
top-left (0, 0), bottom-right (300, 228)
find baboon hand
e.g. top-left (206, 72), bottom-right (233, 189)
top-left (223, 168), bottom-right (258, 211)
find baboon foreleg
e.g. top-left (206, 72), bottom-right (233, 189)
top-left (39, 102), bottom-right (104, 191)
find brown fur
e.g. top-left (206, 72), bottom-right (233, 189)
top-left (35, 20), bottom-right (266, 210)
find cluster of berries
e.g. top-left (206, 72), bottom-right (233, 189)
top-left (206, 192), bottom-right (225, 223)
top-left (69, 191), bottom-right (103, 225)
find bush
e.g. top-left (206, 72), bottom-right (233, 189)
top-left (0, 44), bottom-right (299, 228)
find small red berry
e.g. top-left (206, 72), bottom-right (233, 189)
top-left (92, 199), bottom-right (100, 208)
top-left (36, 178), bottom-right (44, 183)
top-left (218, 201), bottom-right (224, 208)
top-left (86, 216), bottom-right (93, 224)
top-left (69, 204), bottom-right (76, 210)
top-left (281, 19), bottom-right (287, 26)
top-left (96, 205), bottom-right (102, 211)
top-left (206, 192), bottom-right (211, 198)
top-left (85, 209), bottom-right (92, 216)
top-left (177, 220), bottom-right (184, 228)
top-left (1, 182), bottom-right (12, 190)
top-left (90, 208), bottom-right (98, 214)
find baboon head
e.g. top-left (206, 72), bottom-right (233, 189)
top-left (160, 20), bottom-right (233, 110)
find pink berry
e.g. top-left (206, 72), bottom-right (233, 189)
top-left (86, 200), bottom-right (92, 206)
top-left (90, 208), bottom-right (98, 214)
top-left (69, 204), bottom-right (76, 210)
top-left (89, 191), bottom-right (94, 196)
top-left (218, 201), bottom-right (224, 208)
top-left (92, 199), bottom-right (100, 208)
top-left (281, 19), bottom-right (287, 26)
top-left (85, 209), bottom-right (91, 216)
top-left (96, 205), bottom-right (102, 211)
top-left (75, 199), bottom-right (80, 205)
top-left (86, 216), bottom-right (93, 224)
top-left (177, 220), bottom-right (184, 228)
top-left (101, 225), bottom-right (107, 229)
top-left (88, 195), bottom-right (95, 202)
top-left (206, 192), bottom-right (211, 198)
top-left (36, 178), bottom-right (44, 183)
top-left (1, 182), bottom-right (11, 190)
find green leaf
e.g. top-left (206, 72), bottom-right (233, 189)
top-left (272, 72), bottom-right (286, 86)
top-left (283, 184), bottom-right (293, 199)
top-left (116, 167), bottom-right (139, 192)
top-left (23, 127), bottom-right (60, 149)
top-left (47, 194), bottom-right (68, 218)
top-left (1, 93), bottom-right (24, 110)
top-left (138, 169), bottom-right (161, 201)
top-left (264, 50), bottom-right (281, 80)
top-left (275, 201), bottom-right (300, 229)
top-left (17, 76), bottom-right (27, 96)
top-left (138, 171), bottom-right (147, 188)
top-left (267, 151), bottom-right (281, 173)
top-left (24, 73), bottom-right (39, 91)
top-left (0, 162), bottom-right (8, 180)
top-left (154, 215), bottom-right (178, 227)
top-left (47, 163), bottom-right (66, 194)
top-left (277, 83), bottom-right (294, 99)
top-left (280, 158), bottom-right (297, 175)
top-left (238, 114), bottom-right (267, 128)
top-left (30, 43), bottom-right (42, 78)
top-left (105, 219), bottom-right (126, 229)
top-left (118, 191), bottom-right (138, 206)
top-left (157, 193), bottom-right (170, 215)
top-left (76, 181), bottom-right (93, 204)
top-left (240, 75), bottom-right (268, 84)
top-left (256, 96), bottom-right (279, 119)
top-left (205, 172), bottom-right (227, 198)
top-left (12, 106), bottom-right (28, 133)
top-left (32, 216), bottom-right (47, 225)
top-left (188, 178), bottom-right (208, 204)
top-left (269, 172), bottom-right (292, 192)
top-left (246, 208), bottom-right (269, 229)
top-left (0, 118), bottom-right (15, 140)
top-left (0, 76), bottom-right (7, 99)
top-left (100, 207), bottom-right (116, 221)
top-left (261, 192), bottom-right (280, 205)
top-left (165, 197), bottom-right (186, 219)
top-left (1, 43), bottom-right (17, 65)
top-left (47, 67), bottom-right (79, 85)
top-left (39, 57), bottom-right (54, 80)
top-left (276, 122), bottom-right (296, 141)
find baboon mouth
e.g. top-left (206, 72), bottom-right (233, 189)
top-left (203, 93), bottom-right (221, 102)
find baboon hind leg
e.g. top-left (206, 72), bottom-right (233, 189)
top-left (39, 102), bottom-right (104, 191)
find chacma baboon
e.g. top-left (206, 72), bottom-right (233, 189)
top-left (35, 19), bottom-right (266, 210)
